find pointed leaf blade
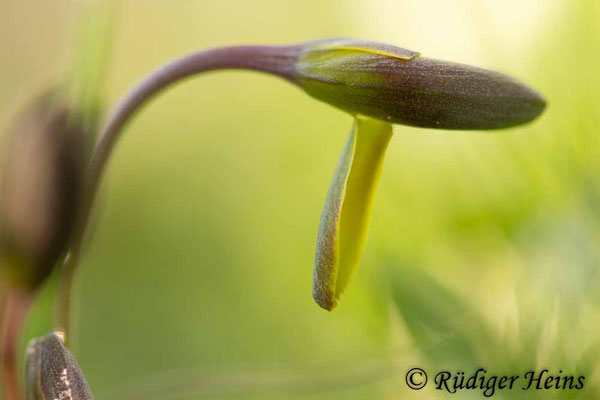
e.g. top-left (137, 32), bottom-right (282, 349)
top-left (313, 117), bottom-right (392, 310)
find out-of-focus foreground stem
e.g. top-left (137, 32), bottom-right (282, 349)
top-left (1, 288), bottom-right (32, 400)
top-left (55, 252), bottom-right (78, 347)
top-left (51, 0), bottom-right (115, 347)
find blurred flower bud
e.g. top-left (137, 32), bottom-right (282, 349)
top-left (26, 333), bottom-right (93, 400)
top-left (295, 38), bottom-right (545, 129)
top-left (0, 93), bottom-right (87, 290)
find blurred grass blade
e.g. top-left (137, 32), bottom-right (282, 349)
top-left (66, 0), bottom-right (116, 130)
top-left (95, 359), bottom-right (394, 400)
top-left (313, 117), bottom-right (392, 310)
top-left (389, 263), bottom-right (496, 367)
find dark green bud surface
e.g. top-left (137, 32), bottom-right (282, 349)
top-left (0, 93), bottom-right (87, 290)
top-left (25, 333), bottom-right (93, 400)
top-left (295, 38), bottom-right (545, 130)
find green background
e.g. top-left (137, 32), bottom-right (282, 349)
top-left (1, 0), bottom-right (599, 399)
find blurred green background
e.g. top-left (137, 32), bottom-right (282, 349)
top-left (1, 0), bottom-right (600, 399)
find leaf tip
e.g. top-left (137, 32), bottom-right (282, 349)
top-left (312, 288), bottom-right (337, 311)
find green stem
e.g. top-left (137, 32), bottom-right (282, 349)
top-left (55, 252), bottom-right (78, 347)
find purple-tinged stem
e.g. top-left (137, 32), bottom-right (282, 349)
top-left (56, 44), bottom-right (302, 345)
top-left (1, 288), bottom-right (32, 400)
top-left (90, 44), bottom-right (301, 192)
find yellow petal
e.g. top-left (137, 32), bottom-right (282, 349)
top-left (313, 117), bottom-right (392, 310)
top-left (313, 38), bottom-right (420, 60)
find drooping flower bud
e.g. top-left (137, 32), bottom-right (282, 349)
top-left (79, 38), bottom-right (546, 312)
top-left (295, 38), bottom-right (545, 129)
top-left (296, 39), bottom-right (547, 310)
top-left (25, 333), bottom-right (94, 400)
top-left (0, 93), bottom-right (87, 290)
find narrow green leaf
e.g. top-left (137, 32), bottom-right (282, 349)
top-left (67, 0), bottom-right (116, 130)
top-left (313, 117), bottom-right (392, 310)
top-left (388, 263), bottom-right (496, 367)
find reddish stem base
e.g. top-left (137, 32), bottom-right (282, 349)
top-left (1, 288), bottom-right (32, 400)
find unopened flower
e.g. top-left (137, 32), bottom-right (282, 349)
top-left (0, 93), bottom-right (87, 290)
top-left (84, 38), bottom-right (546, 312)
top-left (26, 333), bottom-right (93, 400)
top-left (295, 38), bottom-right (545, 130)
top-left (291, 39), bottom-right (546, 310)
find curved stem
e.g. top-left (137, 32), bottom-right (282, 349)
top-left (55, 44), bottom-right (302, 344)
top-left (89, 44), bottom-right (300, 196)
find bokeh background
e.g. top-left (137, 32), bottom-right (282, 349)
top-left (1, 0), bottom-right (600, 399)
